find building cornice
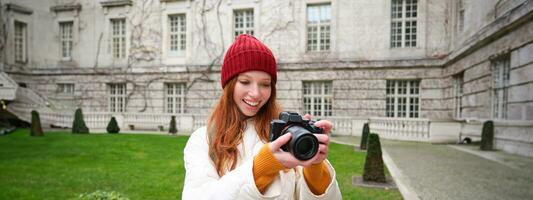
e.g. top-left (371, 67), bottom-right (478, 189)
top-left (160, 0), bottom-right (187, 2)
top-left (50, 4), bottom-right (82, 13)
top-left (100, 0), bottom-right (133, 8)
top-left (5, 3), bottom-right (33, 15)
top-left (3, 58), bottom-right (444, 76)
top-left (276, 59), bottom-right (443, 71)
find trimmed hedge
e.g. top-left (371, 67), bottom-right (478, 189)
top-left (72, 108), bottom-right (89, 134)
top-left (169, 115), bottom-right (177, 135)
top-left (30, 110), bottom-right (44, 137)
top-left (106, 117), bottom-right (120, 134)
top-left (480, 120), bottom-right (494, 151)
top-left (363, 133), bottom-right (386, 183)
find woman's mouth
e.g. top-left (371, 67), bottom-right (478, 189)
top-left (243, 99), bottom-right (259, 107)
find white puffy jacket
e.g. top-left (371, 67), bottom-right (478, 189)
top-left (182, 122), bottom-right (342, 200)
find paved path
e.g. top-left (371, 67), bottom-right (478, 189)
top-left (330, 135), bottom-right (533, 200)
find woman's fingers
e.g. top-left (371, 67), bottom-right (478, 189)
top-left (314, 120), bottom-right (333, 134)
top-left (271, 131), bottom-right (332, 167)
top-left (273, 150), bottom-right (301, 168)
top-left (315, 133), bottom-right (329, 145)
top-left (269, 133), bottom-right (292, 151)
top-left (318, 143), bottom-right (328, 155)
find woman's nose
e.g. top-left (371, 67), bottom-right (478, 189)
top-left (248, 84), bottom-right (260, 97)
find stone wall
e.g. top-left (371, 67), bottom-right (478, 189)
top-left (2, 0), bottom-right (450, 69)
top-left (443, 18), bottom-right (533, 121)
top-left (9, 63), bottom-right (445, 118)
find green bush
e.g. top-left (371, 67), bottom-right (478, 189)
top-left (169, 115), bottom-right (177, 135)
top-left (480, 120), bottom-right (494, 151)
top-left (360, 123), bottom-right (370, 150)
top-left (30, 110), bottom-right (44, 137)
top-left (76, 190), bottom-right (129, 200)
top-left (106, 117), bottom-right (120, 134)
top-left (363, 133), bottom-right (386, 183)
top-left (72, 108), bottom-right (89, 134)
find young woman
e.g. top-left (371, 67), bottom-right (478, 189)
top-left (182, 34), bottom-right (341, 199)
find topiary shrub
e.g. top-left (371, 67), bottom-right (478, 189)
top-left (363, 133), bottom-right (386, 183)
top-left (72, 108), bottom-right (89, 134)
top-left (169, 115), bottom-right (177, 135)
top-left (106, 117), bottom-right (120, 134)
top-left (480, 120), bottom-right (494, 150)
top-left (360, 123), bottom-right (370, 150)
top-left (30, 110), bottom-right (44, 137)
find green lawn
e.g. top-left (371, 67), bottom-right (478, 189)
top-left (0, 129), bottom-right (402, 199)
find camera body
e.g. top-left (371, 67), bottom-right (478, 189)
top-left (269, 111), bottom-right (323, 161)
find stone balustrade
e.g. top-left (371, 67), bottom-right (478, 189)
top-left (327, 116), bottom-right (368, 137)
top-left (9, 102), bottom-right (531, 157)
top-left (322, 116), bottom-right (435, 142)
top-left (84, 112), bottom-right (113, 129)
top-left (369, 117), bottom-right (431, 142)
top-left (7, 103), bottom-right (208, 133)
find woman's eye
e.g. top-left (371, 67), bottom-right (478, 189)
top-left (261, 83), bottom-right (271, 87)
top-left (239, 80), bottom-right (250, 85)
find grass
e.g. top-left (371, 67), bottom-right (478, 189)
top-left (0, 129), bottom-right (402, 199)
top-left (328, 143), bottom-right (402, 199)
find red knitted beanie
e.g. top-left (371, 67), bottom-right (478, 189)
top-left (220, 34), bottom-right (277, 88)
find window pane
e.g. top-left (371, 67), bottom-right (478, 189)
top-left (491, 55), bottom-right (510, 119)
top-left (234, 9), bottom-right (254, 38)
top-left (14, 21), bottom-right (27, 63)
top-left (386, 80), bottom-right (420, 118)
top-left (165, 83), bottom-right (187, 114)
top-left (391, 0), bottom-right (417, 48)
top-left (303, 81), bottom-right (333, 117)
top-left (169, 14), bottom-right (186, 53)
top-left (454, 73), bottom-right (464, 118)
top-left (60, 22), bottom-right (73, 59)
top-left (109, 83), bottom-right (126, 112)
top-left (307, 4), bottom-right (331, 52)
top-left (111, 19), bottom-right (126, 58)
top-left (57, 83), bottom-right (74, 94)
top-left (307, 26), bottom-right (318, 51)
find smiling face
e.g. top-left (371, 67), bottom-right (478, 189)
top-left (232, 71), bottom-right (272, 117)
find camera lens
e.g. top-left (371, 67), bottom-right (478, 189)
top-left (297, 138), bottom-right (313, 153)
top-left (293, 134), bottom-right (318, 160)
top-left (283, 125), bottom-right (320, 161)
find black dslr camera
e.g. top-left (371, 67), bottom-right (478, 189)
top-left (269, 111), bottom-right (323, 161)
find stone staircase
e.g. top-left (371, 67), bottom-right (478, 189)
top-left (0, 72), bottom-right (18, 101)
top-left (1, 71), bottom-right (64, 126)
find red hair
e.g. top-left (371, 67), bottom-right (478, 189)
top-left (207, 77), bottom-right (281, 176)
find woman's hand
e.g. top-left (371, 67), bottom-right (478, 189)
top-left (268, 114), bottom-right (333, 168)
top-left (305, 114), bottom-right (332, 165)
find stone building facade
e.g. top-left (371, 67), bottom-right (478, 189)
top-left (0, 0), bottom-right (532, 156)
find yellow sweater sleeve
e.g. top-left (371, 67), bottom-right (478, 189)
top-left (303, 161), bottom-right (331, 195)
top-left (253, 144), bottom-right (285, 194)
top-left (253, 144), bottom-right (331, 195)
